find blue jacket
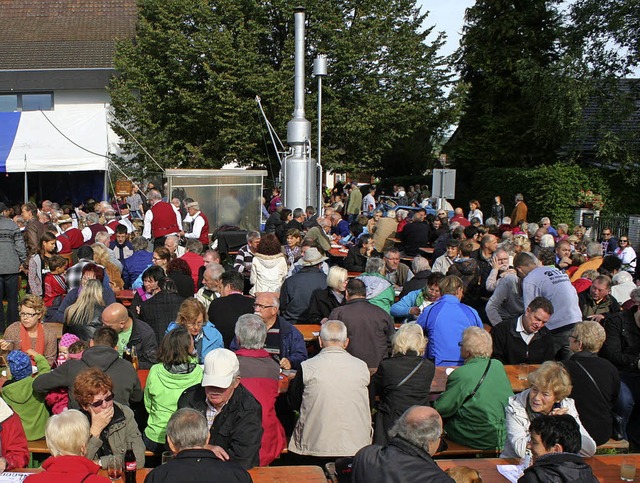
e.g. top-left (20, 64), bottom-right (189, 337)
top-left (230, 316), bottom-right (307, 370)
top-left (416, 294), bottom-right (482, 366)
top-left (123, 251), bottom-right (153, 288)
top-left (390, 289), bottom-right (421, 318)
top-left (166, 321), bottom-right (223, 364)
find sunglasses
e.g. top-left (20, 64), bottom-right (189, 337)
top-left (89, 393), bottom-right (114, 408)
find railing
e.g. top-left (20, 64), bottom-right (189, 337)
top-left (592, 214), bottom-right (629, 240)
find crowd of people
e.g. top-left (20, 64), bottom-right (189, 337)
top-left (0, 184), bottom-right (637, 482)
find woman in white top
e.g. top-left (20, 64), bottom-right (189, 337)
top-left (468, 200), bottom-right (483, 225)
top-left (615, 235), bottom-right (637, 272)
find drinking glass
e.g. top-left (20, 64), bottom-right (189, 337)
top-left (107, 455), bottom-right (123, 481)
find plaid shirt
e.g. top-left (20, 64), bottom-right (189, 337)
top-left (66, 259), bottom-right (109, 291)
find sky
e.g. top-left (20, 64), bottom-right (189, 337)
top-left (416, 0), bottom-right (475, 57)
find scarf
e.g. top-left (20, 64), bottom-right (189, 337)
top-left (21, 322), bottom-right (45, 357)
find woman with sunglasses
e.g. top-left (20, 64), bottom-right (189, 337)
top-left (615, 234), bottom-right (637, 273)
top-left (73, 367), bottom-right (145, 470)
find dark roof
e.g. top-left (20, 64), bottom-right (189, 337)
top-left (0, 0), bottom-right (137, 70)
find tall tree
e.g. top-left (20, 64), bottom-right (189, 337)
top-left (446, 0), bottom-right (589, 171)
top-left (109, 0), bottom-right (455, 176)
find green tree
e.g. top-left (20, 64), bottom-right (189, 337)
top-left (446, 0), bottom-right (589, 172)
top-left (110, 0), bottom-right (456, 176)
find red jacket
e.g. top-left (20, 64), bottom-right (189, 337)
top-left (0, 409), bottom-right (30, 470)
top-left (150, 202), bottom-right (180, 238)
top-left (24, 455), bottom-right (109, 483)
top-left (236, 348), bottom-right (287, 466)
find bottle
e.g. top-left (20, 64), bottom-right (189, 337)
top-left (130, 345), bottom-right (139, 371)
top-left (124, 441), bottom-right (136, 483)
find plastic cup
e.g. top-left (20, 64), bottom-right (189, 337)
top-left (518, 363), bottom-right (529, 381)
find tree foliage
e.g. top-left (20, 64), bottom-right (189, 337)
top-left (109, 0), bottom-right (456, 176)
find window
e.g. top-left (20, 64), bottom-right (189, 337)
top-left (0, 92), bottom-right (53, 112)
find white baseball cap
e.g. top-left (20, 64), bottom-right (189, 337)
top-left (202, 348), bottom-right (240, 388)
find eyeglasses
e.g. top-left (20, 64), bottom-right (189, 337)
top-left (152, 257), bottom-right (162, 261)
top-left (89, 393), bottom-right (114, 408)
top-left (19, 312), bottom-right (38, 318)
top-left (620, 239), bottom-right (629, 243)
top-left (568, 335), bottom-right (580, 343)
top-left (186, 321), bottom-right (204, 329)
top-left (254, 303), bottom-right (275, 310)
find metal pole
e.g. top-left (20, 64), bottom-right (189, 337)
top-left (24, 154), bottom-right (28, 204)
top-left (313, 54), bottom-right (327, 215)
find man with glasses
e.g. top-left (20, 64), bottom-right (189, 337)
top-left (249, 292), bottom-right (306, 371)
top-left (600, 227), bottom-right (618, 255)
top-left (384, 247), bottom-right (413, 290)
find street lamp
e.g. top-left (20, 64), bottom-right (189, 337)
top-left (313, 54), bottom-right (327, 213)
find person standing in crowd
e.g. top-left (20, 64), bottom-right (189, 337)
top-left (467, 200), bottom-right (483, 225)
top-left (234, 231), bottom-right (261, 287)
top-left (345, 184), bottom-right (363, 223)
top-left (109, 225), bottom-right (133, 265)
top-left (182, 201), bottom-right (210, 245)
top-left (21, 202), bottom-right (45, 258)
top-left (127, 184), bottom-right (144, 219)
top-left (143, 189), bottom-right (181, 248)
top-left (0, 202), bottom-right (27, 332)
top-left (510, 193), bottom-right (528, 226)
top-left (491, 195), bottom-right (505, 225)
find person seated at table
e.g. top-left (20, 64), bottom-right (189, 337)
top-left (344, 234), bottom-right (378, 273)
top-left (166, 298), bottom-right (223, 364)
top-left (178, 348), bottom-right (263, 469)
top-left (351, 406), bottom-right (454, 483)
top-left (130, 264), bottom-right (166, 315)
top-left (519, 414), bottom-right (598, 483)
top-left (74, 367), bottom-right (145, 469)
top-left (1, 349), bottom-right (50, 441)
top-left (563, 321), bottom-right (620, 446)
top-left (63, 279), bottom-right (106, 342)
top-left (390, 272), bottom-right (443, 321)
top-left (23, 409), bottom-right (110, 483)
top-left (501, 361), bottom-right (596, 459)
top-left (357, 257), bottom-right (395, 314)
top-left (56, 263), bottom-right (116, 323)
top-left (399, 256), bottom-right (432, 297)
top-left (208, 270), bottom-right (255, 348)
top-left (143, 408), bottom-right (252, 483)
top-left (288, 320), bottom-right (372, 459)
top-left (91, 243), bottom-right (124, 295)
top-left (491, 296), bottom-right (556, 365)
top-left (33, 327), bottom-right (143, 409)
top-left (434, 327), bottom-right (513, 450)
top-left (122, 236), bottom-right (153, 288)
top-left (138, 277), bottom-right (185, 346)
top-left (249, 233), bottom-right (288, 296)
top-left (143, 327), bottom-right (203, 454)
top-left (166, 257), bottom-right (195, 299)
top-left (307, 266), bottom-right (348, 325)
top-left (384, 247), bottom-right (414, 290)
top-left (372, 323), bottom-right (435, 445)
top-left (234, 314), bottom-right (287, 466)
top-left (0, 294), bottom-right (57, 366)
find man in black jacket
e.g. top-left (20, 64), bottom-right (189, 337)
top-left (101, 303), bottom-right (158, 369)
top-left (491, 297), bottom-right (555, 365)
top-left (208, 270), bottom-right (255, 347)
top-left (178, 348), bottom-right (262, 469)
top-left (352, 406), bottom-right (454, 483)
top-left (144, 408), bottom-right (251, 483)
top-left (520, 414), bottom-right (597, 482)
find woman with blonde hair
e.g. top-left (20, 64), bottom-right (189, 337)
top-left (502, 361), bottom-right (596, 458)
top-left (63, 279), bottom-right (105, 342)
top-left (91, 243), bottom-right (124, 294)
top-left (371, 323), bottom-right (435, 445)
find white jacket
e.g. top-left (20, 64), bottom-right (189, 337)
top-left (501, 389), bottom-right (596, 459)
top-left (250, 252), bottom-right (288, 295)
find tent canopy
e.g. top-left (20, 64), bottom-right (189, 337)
top-left (0, 108), bottom-right (109, 173)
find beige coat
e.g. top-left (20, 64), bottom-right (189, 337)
top-left (372, 217), bottom-right (398, 252)
top-left (289, 346), bottom-right (372, 456)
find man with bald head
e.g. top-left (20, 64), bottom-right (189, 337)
top-left (101, 303), bottom-right (158, 369)
top-left (352, 406), bottom-right (453, 482)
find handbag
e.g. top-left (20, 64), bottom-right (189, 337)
top-left (574, 360), bottom-right (625, 440)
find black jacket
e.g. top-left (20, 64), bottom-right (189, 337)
top-left (143, 448), bottom-right (251, 483)
top-left (564, 352), bottom-right (620, 445)
top-left (307, 287), bottom-right (343, 325)
top-left (208, 293), bottom-right (255, 348)
top-left (518, 453), bottom-right (598, 483)
top-left (400, 222), bottom-right (430, 257)
top-left (127, 318), bottom-right (159, 369)
top-left (600, 309), bottom-right (640, 372)
top-left (491, 317), bottom-right (556, 365)
top-left (139, 291), bottom-right (184, 346)
top-left (371, 353), bottom-right (435, 445)
top-left (399, 270), bottom-right (431, 298)
top-left (352, 437), bottom-right (454, 483)
top-left (177, 384), bottom-right (263, 469)
top-left (280, 266), bottom-right (327, 324)
top-left (344, 246), bottom-right (368, 272)
top-left (32, 345), bottom-right (142, 409)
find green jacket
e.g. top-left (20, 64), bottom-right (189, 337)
top-left (144, 362), bottom-right (203, 444)
top-left (346, 188), bottom-right (362, 215)
top-left (1, 354), bottom-right (50, 440)
top-left (434, 357), bottom-right (513, 450)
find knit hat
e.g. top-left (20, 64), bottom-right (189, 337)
top-left (7, 350), bottom-right (32, 381)
top-left (60, 333), bottom-right (80, 348)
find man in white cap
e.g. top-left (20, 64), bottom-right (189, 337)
top-left (177, 348), bottom-right (262, 469)
top-left (182, 201), bottom-right (210, 246)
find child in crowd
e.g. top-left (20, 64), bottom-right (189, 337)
top-left (43, 255), bottom-right (68, 322)
top-left (1, 349), bottom-right (50, 441)
top-left (45, 336), bottom-right (87, 414)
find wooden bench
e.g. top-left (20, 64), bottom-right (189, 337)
top-left (29, 438), bottom-right (154, 458)
top-left (434, 439), bottom-right (500, 458)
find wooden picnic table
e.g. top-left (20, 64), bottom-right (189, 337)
top-left (431, 364), bottom-right (538, 394)
top-left (328, 246), bottom-right (348, 258)
top-left (297, 324), bottom-right (321, 342)
top-left (437, 454), bottom-right (640, 483)
top-left (419, 246), bottom-right (435, 255)
top-left (116, 288), bottom-right (135, 307)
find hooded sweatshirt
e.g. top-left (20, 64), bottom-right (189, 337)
top-left (249, 252), bottom-right (288, 295)
top-left (358, 272), bottom-right (395, 313)
top-left (144, 361), bottom-right (203, 443)
top-left (1, 353), bottom-right (50, 440)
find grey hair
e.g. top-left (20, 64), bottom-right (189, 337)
top-left (235, 314), bottom-right (267, 350)
top-left (540, 217), bottom-right (551, 224)
top-left (166, 408), bottom-right (210, 451)
top-left (515, 193), bottom-right (524, 202)
top-left (45, 409), bottom-right (90, 457)
top-left (586, 242), bottom-right (603, 258)
top-left (485, 217), bottom-right (497, 227)
top-left (396, 209), bottom-right (408, 220)
top-left (94, 231), bottom-right (110, 244)
top-left (388, 406), bottom-right (442, 451)
top-left (205, 262), bottom-right (225, 280)
top-left (539, 234), bottom-right (555, 248)
top-left (366, 256), bottom-right (385, 274)
top-left (257, 292), bottom-right (280, 308)
top-left (385, 210), bottom-right (396, 218)
top-left (613, 271), bottom-right (633, 285)
top-left (85, 212), bottom-right (99, 225)
top-left (246, 230), bottom-right (261, 242)
top-left (557, 223), bottom-right (569, 233)
top-left (527, 223), bottom-right (539, 238)
top-left (392, 323), bottom-right (426, 356)
top-left (461, 326), bottom-right (492, 359)
top-left (165, 234), bottom-right (179, 244)
top-left (630, 287), bottom-right (640, 304)
top-left (293, 208), bottom-right (305, 219)
top-left (132, 236), bottom-right (149, 251)
top-left (320, 320), bottom-right (348, 344)
top-left (148, 189), bottom-right (162, 201)
top-left (185, 238), bottom-right (203, 255)
top-left (411, 256), bottom-right (431, 273)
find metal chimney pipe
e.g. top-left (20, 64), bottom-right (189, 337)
top-left (284, 6), bottom-right (314, 211)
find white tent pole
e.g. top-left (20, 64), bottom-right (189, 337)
top-left (23, 154), bottom-right (28, 204)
